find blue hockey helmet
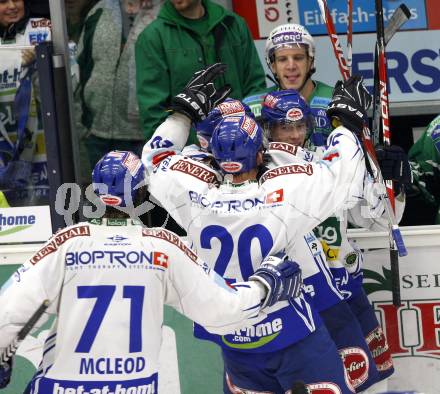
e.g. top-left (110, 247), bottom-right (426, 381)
top-left (92, 151), bottom-right (145, 207)
top-left (261, 90), bottom-right (315, 143)
top-left (195, 98), bottom-right (254, 152)
top-left (211, 114), bottom-right (263, 174)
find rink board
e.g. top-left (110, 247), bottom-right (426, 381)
top-left (1, 225), bottom-right (439, 393)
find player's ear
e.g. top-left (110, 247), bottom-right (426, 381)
top-left (256, 151), bottom-right (264, 166)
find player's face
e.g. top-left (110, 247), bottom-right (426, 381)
top-left (271, 46), bottom-right (313, 92)
top-left (271, 121), bottom-right (307, 147)
top-left (170, 0), bottom-right (201, 13)
top-left (0, 0), bottom-right (24, 27)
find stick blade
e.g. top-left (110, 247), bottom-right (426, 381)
top-left (384, 4), bottom-right (411, 44)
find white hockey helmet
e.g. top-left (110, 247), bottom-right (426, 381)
top-left (265, 23), bottom-right (315, 68)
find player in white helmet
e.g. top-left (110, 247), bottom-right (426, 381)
top-left (265, 23), bottom-right (316, 96)
top-left (244, 23), bottom-right (333, 146)
top-left (0, 150), bottom-right (302, 393)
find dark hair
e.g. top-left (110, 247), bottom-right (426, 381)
top-left (104, 184), bottom-right (148, 219)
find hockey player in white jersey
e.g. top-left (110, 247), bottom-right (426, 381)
top-left (142, 63), bottom-right (371, 393)
top-left (261, 84), bottom-right (412, 389)
top-left (193, 91), bottom-right (380, 390)
top-left (0, 151), bottom-right (304, 393)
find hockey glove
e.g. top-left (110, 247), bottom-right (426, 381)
top-left (326, 75), bottom-right (372, 136)
top-left (376, 145), bottom-right (412, 186)
top-left (249, 255), bottom-right (302, 309)
top-left (170, 63), bottom-right (232, 123)
top-left (0, 359), bottom-right (12, 389)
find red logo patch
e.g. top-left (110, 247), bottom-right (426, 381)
top-left (220, 161), bottom-right (243, 173)
top-left (153, 251), bottom-right (169, 268)
top-left (152, 151), bottom-right (175, 166)
top-left (217, 100), bottom-right (245, 116)
top-left (269, 142), bottom-right (298, 155)
top-left (263, 94), bottom-right (280, 108)
top-left (123, 152), bottom-right (142, 176)
top-left (100, 195), bottom-right (122, 206)
top-left (323, 151), bottom-right (340, 162)
top-left (265, 189), bottom-right (284, 204)
top-left (30, 226), bottom-right (90, 265)
top-left (339, 347), bottom-right (369, 389)
top-left (241, 116), bottom-right (257, 139)
top-left (260, 163), bottom-right (313, 183)
top-left (197, 135), bottom-right (209, 149)
top-left (143, 229), bottom-right (198, 264)
top-left (286, 108), bottom-right (303, 122)
top-left (366, 326), bottom-right (394, 372)
top-left (306, 382), bottom-right (343, 394)
top-left (170, 160), bottom-right (218, 184)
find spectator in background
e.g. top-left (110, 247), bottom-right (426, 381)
top-left (65, 0), bottom-right (99, 43)
top-left (0, 0), bottom-right (51, 206)
top-left (244, 23), bottom-right (333, 147)
top-left (135, 0), bottom-right (266, 145)
top-left (405, 115), bottom-right (440, 225)
top-left (73, 0), bottom-right (162, 174)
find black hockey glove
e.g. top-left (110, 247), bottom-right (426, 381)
top-left (170, 63), bottom-right (232, 123)
top-left (327, 75), bottom-right (372, 136)
top-left (250, 255), bottom-right (302, 309)
top-left (376, 145), bottom-right (412, 186)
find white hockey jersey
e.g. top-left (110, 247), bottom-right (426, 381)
top-left (267, 140), bottom-right (405, 297)
top-left (0, 219), bottom-right (268, 393)
top-left (142, 113), bottom-right (366, 353)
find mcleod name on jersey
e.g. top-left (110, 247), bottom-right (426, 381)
top-left (0, 220), bottom-right (269, 393)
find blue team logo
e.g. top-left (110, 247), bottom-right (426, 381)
top-left (107, 235), bottom-right (128, 243)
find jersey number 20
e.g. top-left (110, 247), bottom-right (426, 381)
top-left (200, 224), bottom-right (273, 280)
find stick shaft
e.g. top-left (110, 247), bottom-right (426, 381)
top-left (0, 300), bottom-right (49, 366)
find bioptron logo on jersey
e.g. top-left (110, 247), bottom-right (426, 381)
top-left (0, 212), bottom-right (36, 236)
top-left (188, 188), bottom-right (284, 213)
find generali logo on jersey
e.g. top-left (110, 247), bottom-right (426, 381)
top-left (260, 163), bottom-right (313, 183)
top-left (30, 225), bottom-right (90, 264)
top-left (268, 142), bottom-right (298, 156)
top-left (171, 159), bottom-right (219, 184)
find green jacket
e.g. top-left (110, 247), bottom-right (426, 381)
top-left (135, 0), bottom-right (266, 143)
top-left (408, 114), bottom-right (440, 223)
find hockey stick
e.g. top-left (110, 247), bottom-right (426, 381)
top-left (347, 0), bottom-right (353, 75)
top-left (317, 0), bottom-right (350, 81)
top-left (317, 0), bottom-right (407, 306)
top-left (372, 3), bottom-right (411, 145)
top-left (0, 300), bottom-right (50, 366)
top-left (374, 0), bottom-right (406, 306)
top-left (384, 4), bottom-right (411, 45)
